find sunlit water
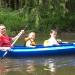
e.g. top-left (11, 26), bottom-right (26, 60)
top-left (0, 55), bottom-right (75, 75)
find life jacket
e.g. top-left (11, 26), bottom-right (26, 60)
top-left (44, 40), bottom-right (50, 46)
top-left (24, 37), bottom-right (36, 46)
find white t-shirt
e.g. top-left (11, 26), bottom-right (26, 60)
top-left (48, 37), bottom-right (59, 46)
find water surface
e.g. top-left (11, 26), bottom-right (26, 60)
top-left (0, 55), bottom-right (75, 75)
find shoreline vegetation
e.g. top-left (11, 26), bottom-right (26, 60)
top-left (0, 0), bottom-right (75, 36)
top-left (16, 32), bottom-right (75, 45)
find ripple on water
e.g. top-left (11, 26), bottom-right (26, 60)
top-left (0, 55), bottom-right (75, 75)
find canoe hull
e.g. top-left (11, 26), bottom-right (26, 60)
top-left (0, 43), bottom-right (75, 57)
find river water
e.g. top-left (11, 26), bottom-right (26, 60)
top-left (0, 55), bottom-right (75, 75)
top-left (0, 33), bottom-right (75, 75)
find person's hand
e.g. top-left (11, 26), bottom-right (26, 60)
top-left (20, 30), bottom-right (24, 34)
top-left (57, 39), bottom-right (62, 43)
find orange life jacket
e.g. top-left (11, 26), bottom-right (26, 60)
top-left (25, 37), bottom-right (36, 46)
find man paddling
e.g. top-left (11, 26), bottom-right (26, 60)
top-left (0, 24), bottom-right (24, 50)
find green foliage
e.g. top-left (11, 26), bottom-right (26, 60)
top-left (0, 0), bottom-right (75, 34)
top-left (0, 8), bottom-right (27, 35)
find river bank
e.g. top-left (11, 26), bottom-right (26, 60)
top-left (16, 32), bottom-right (75, 45)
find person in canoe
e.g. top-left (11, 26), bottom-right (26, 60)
top-left (24, 32), bottom-right (36, 47)
top-left (0, 24), bottom-right (24, 50)
top-left (44, 29), bottom-right (59, 46)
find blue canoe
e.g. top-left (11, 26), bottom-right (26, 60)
top-left (0, 43), bottom-right (75, 57)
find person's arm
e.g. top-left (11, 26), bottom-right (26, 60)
top-left (54, 39), bottom-right (59, 45)
top-left (0, 36), bottom-right (3, 47)
top-left (12, 30), bottom-right (24, 41)
top-left (25, 37), bottom-right (30, 41)
top-left (49, 38), bottom-right (59, 45)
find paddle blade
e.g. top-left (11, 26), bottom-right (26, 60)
top-left (3, 51), bottom-right (8, 57)
top-left (1, 51), bottom-right (8, 60)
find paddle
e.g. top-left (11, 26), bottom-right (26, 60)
top-left (1, 30), bottom-right (24, 59)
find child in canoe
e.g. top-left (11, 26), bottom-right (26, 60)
top-left (44, 29), bottom-right (59, 46)
top-left (24, 32), bottom-right (36, 47)
top-left (0, 24), bottom-right (24, 50)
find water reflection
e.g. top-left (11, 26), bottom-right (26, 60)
top-left (0, 56), bottom-right (75, 75)
top-left (0, 61), bottom-right (9, 75)
top-left (43, 59), bottom-right (56, 75)
top-left (0, 58), bottom-right (56, 75)
top-left (25, 60), bottom-right (36, 74)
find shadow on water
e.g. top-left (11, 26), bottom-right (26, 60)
top-left (0, 55), bottom-right (75, 75)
